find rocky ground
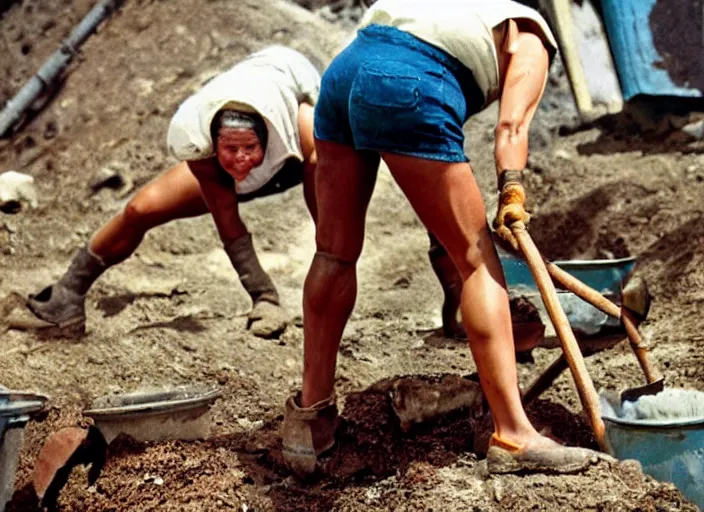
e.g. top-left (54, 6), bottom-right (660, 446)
top-left (1, 0), bottom-right (703, 510)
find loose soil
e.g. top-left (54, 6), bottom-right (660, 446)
top-left (1, 0), bottom-right (703, 510)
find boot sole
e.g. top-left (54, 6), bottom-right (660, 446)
top-left (486, 446), bottom-right (597, 475)
top-left (6, 302), bottom-right (86, 338)
top-left (282, 439), bottom-right (335, 477)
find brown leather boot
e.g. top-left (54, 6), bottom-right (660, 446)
top-left (281, 392), bottom-right (338, 477)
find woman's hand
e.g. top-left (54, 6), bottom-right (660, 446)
top-left (493, 170), bottom-right (529, 251)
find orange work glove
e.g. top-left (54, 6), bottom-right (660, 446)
top-left (492, 170), bottom-right (530, 251)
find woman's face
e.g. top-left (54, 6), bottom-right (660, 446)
top-left (216, 127), bottom-right (265, 181)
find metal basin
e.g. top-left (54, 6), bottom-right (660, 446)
top-left (0, 390), bottom-right (48, 512)
top-left (501, 251), bottom-right (636, 343)
top-left (83, 384), bottom-right (220, 444)
top-left (603, 415), bottom-right (704, 508)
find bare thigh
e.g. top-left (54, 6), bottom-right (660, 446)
top-left (314, 140), bottom-right (380, 261)
top-left (380, 152), bottom-right (504, 283)
top-left (129, 161), bottom-right (209, 224)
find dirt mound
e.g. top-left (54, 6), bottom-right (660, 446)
top-left (7, 381), bottom-right (695, 511)
top-left (1, 0), bottom-right (703, 510)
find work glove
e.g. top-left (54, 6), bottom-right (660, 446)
top-left (492, 170), bottom-right (530, 251)
top-left (224, 233), bottom-right (289, 339)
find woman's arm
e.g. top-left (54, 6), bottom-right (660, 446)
top-left (187, 157), bottom-right (248, 242)
top-left (492, 27), bottom-right (550, 249)
top-left (494, 28), bottom-right (549, 178)
top-left (298, 102), bottom-right (318, 224)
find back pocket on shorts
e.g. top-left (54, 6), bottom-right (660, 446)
top-left (351, 60), bottom-right (421, 110)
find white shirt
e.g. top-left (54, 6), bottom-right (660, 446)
top-left (167, 46), bottom-right (320, 194)
top-left (359, 0), bottom-right (557, 107)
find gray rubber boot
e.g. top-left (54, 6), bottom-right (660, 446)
top-left (26, 245), bottom-right (107, 330)
top-left (224, 233), bottom-right (289, 339)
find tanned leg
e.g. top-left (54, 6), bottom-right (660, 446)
top-left (90, 161), bottom-right (209, 265)
top-left (382, 153), bottom-right (538, 445)
top-left (301, 140), bottom-right (379, 407)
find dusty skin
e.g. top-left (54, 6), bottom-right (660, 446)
top-left (1, 0), bottom-right (703, 510)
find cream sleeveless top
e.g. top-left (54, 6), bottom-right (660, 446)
top-left (359, 0), bottom-right (557, 107)
top-left (167, 46), bottom-right (320, 194)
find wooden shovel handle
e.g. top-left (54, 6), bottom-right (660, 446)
top-left (545, 262), bottom-right (663, 384)
top-left (522, 353), bottom-right (568, 406)
top-left (511, 223), bottom-right (606, 450)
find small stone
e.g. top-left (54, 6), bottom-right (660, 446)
top-left (620, 458), bottom-right (643, 472)
top-left (237, 417), bottom-right (264, 430)
top-left (492, 480), bottom-right (504, 501)
top-left (72, 0), bottom-right (95, 17)
top-left (0, 171), bottom-right (38, 213)
top-left (132, 14), bottom-right (151, 32)
top-left (681, 119), bottom-right (704, 140)
top-left (143, 473), bottom-right (164, 485)
top-left (554, 149), bottom-right (572, 161)
top-left (178, 340), bottom-right (197, 352)
top-left (393, 276), bottom-right (411, 289)
top-left (89, 166), bottom-right (125, 193)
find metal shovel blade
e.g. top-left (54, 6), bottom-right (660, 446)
top-left (620, 377), bottom-right (665, 403)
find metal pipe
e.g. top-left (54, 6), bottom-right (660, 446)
top-left (0, 0), bottom-right (126, 137)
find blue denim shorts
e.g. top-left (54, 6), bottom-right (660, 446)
top-left (314, 24), bottom-right (485, 162)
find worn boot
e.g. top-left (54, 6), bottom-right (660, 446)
top-left (26, 245), bottom-right (107, 332)
top-left (224, 233), bottom-right (289, 339)
top-left (428, 233), bottom-right (464, 338)
top-left (281, 392), bottom-right (338, 477)
top-left (486, 434), bottom-right (611, 474)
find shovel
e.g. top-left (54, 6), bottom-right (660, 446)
top-left (521, 265), bottom-right (664, 407)
top-left (509, 221), bottom-right (607, 450)
top-left (544, 261), bottom-right (664, 402)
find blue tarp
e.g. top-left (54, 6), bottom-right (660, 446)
top-left (601, 0), bottom-right (704, 100)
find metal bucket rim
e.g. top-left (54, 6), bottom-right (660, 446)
top-left (603, 415), bottom-right (704, 429)
top-left (0, 401), bottom-right (46, 417)
top-left (552, 256), bottom-right (637, 267)
top-left (0, 392), bottom-right (48, 418)
top-left (83, 387), bottom-right (220, 418)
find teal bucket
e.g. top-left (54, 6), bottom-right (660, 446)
top-left (603, 415), bottom-right (704, 507)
